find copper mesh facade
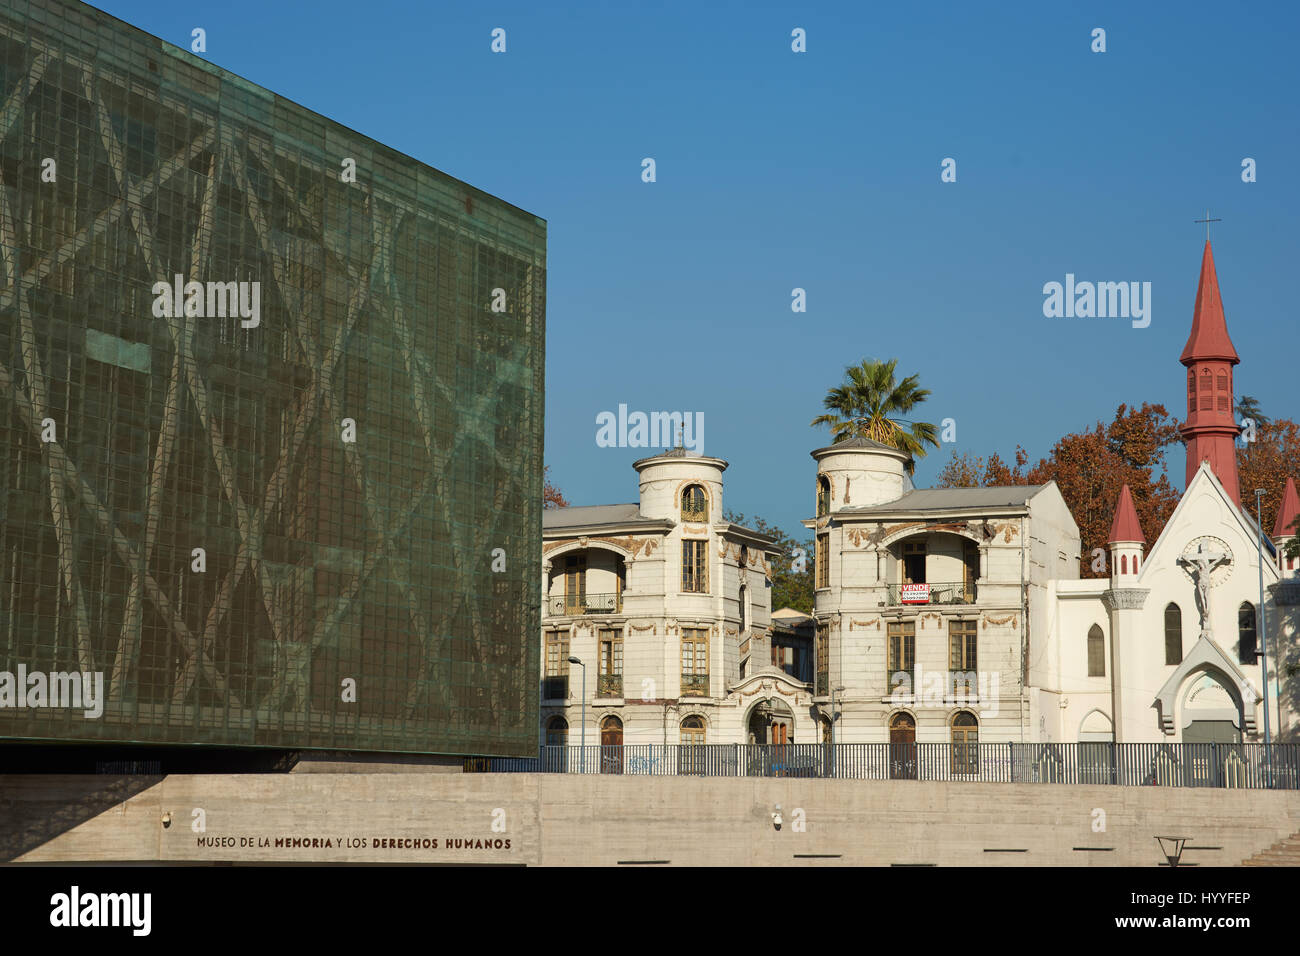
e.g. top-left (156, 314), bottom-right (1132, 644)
top-left (0, 0), bottom-right (544, 755)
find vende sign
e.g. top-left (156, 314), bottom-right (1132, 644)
top-left (901, 584), bottom-right (930, 604)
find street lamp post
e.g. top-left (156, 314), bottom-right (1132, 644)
top-left (830, 685), bottom-right (845, 778)
top-left (568, 656), bottom-right (586, 774)
top-left (1253, 491), bottom-right (1272, 787)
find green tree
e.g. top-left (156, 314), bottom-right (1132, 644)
top-left (1236, 395), bottom-right (1271, 429)
top-left (725, 510), bottom-right (814, 614)
top-left (810, 358), bottom-right (939, 474)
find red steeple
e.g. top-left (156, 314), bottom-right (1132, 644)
top-left (1179, 240), bottom-right (1242, 505)
top-left (1108, 484), bottom-right (1145, 544)
top-left (1274, 477), bottom-right (1300, 538)
top-left (1180, 241), bottom-right (1240, 364)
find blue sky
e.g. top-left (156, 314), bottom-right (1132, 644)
top-left (93, 0), bottom-right (1300, 540)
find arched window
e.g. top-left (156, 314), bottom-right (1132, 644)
top-left (1133, 554), bottom-right (1140, 572)
top-left (545, 716), bottom-right (568, 747)
top-left (1164, 603), bottom-right (1183, 665)
top-left (738, 585), bottom-right (749, 633)
top-left (680, 715), bottom-right (706, 746)
top-left (1087, 624), bottom-right (1105, 677)
top-left (951, 711), bottom-right (978, 775)
top-left (681, 484), bottom-right (708, 522)
top-left (1120, 554), bottom-right (1128, 574)
top-left (817, 476), bottom-right (831, 517)
top-left (1238, 602), bottom-right (1258, 665)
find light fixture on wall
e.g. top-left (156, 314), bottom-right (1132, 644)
top-left (161, 812), bottom-right (172, 829)
top-left (771, 804), bottom-right (783, 830)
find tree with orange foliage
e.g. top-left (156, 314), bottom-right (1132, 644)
top-left (936, 404), bottom-right (1182, 578)
top-left (1237, 417), bottom-right (1300, 537)
top-left (543, 466), bottom-right (569, 509)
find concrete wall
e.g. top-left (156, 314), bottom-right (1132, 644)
top-left (4, 773), bottom-right (1297, 867)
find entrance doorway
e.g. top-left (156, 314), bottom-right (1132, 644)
top-left (600, 715), bottom-right (623, 774)
top-left (889, 712), bottom-right (917, 779)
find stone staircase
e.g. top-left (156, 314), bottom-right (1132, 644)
top-left (1241, 831), bottom-right (1300, 866)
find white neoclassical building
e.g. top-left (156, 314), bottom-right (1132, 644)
top-left (540, 448), bottom-right (809, 751)
top-left (540, 241), bottom-right (1297, 761)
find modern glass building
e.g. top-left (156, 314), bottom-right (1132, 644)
top-left (0, 0), bottom-right (544, 756)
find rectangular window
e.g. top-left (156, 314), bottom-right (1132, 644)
top-left (598, 628), bottom-right (623, 697)
top-left (815, 623), bottom-right (829, 696)
top-left (681, 627), bottom-right (709, 695)
top-left (544, 630), bottom-right (570, 700)
top-left (815, 532), bottom-right (829, 589)
top-left (888, 620), bottom-right (915, 690)
top-left (903, 540), bottom-right (926, 585)
top-left (564, 554), bottom-right (587, 613)
top-left (682, 539), bottom-right (708, 592)
top-left (949, 619), bottom-right (978, 700)
top-left (949, 619), bottom-right (977, 671)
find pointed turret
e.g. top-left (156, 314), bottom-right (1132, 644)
top-left (1108, 484), bottom-right (1145, 544)
top-left (1179, 241), bottom-right (1242, 505)
top-left (1272, 476), bottom-right (1299, 539)
top-left (1108, 484), bottom-right (1145, 583)
top-left (1274, 477), bottom-right (1300, 576)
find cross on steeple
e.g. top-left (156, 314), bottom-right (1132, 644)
top-left (1194, 209), bottom-right (1222, 241)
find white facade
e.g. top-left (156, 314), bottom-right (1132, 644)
top-left (540, 449), bottom-right (797, 749)
top-left (1035, 464), bottom-right (1296, 746)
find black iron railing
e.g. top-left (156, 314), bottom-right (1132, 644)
top-left (479, 742), bottom-right (1300, 789)
top-left (546, 593), bottom-right (622, 616)
top-left (680, 673), bottom-right (709, 696)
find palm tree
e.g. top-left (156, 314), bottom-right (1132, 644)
top-left (810, 358), bottom-right (939, 474)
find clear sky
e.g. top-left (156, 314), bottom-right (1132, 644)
top-left (92, 0), bottom-right (1300, 540)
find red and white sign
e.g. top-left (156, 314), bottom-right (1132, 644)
top-left (901, 584), bottom-right (930, 604)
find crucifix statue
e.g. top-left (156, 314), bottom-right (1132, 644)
top-left (1178, 541), bottom-right (1231, 637)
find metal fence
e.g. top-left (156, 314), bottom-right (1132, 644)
top-left (481, 742), bottom-right (1300, 789)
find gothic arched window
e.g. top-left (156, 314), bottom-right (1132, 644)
top-left (1087, 624), bottom-right (1105, 677)
top-left (1164, 603), bottom-right (1183, 665)
top-left (1238, 602), bottom-right (1258, 665)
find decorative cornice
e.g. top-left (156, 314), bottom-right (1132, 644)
top-left (982, 613), bottom-right (1018, 629)
top-left (1102, 588), bottom-right (1150, 611)
top-left (543, 535), bottom-right (661, 559)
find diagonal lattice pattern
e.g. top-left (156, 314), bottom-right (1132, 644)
top-left (0, 0), bottom-right (544, 756)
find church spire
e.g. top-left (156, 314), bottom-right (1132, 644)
top-left (1180, 241), bottom-right (1239, 365)
top-left (1178, 240), bottom-right (1242, 505)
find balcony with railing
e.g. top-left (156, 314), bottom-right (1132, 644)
top-left (681, 673), bottom-right (710, 696)
top-left (883, 581), bottom-right (977, 606)
top-left (546, 592), bottom-right (623, 616)
top-left (597, 674), bottom-right (623, 698)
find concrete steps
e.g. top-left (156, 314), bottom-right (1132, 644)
top-left (1241, 831), bottom-right (1300, 866)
